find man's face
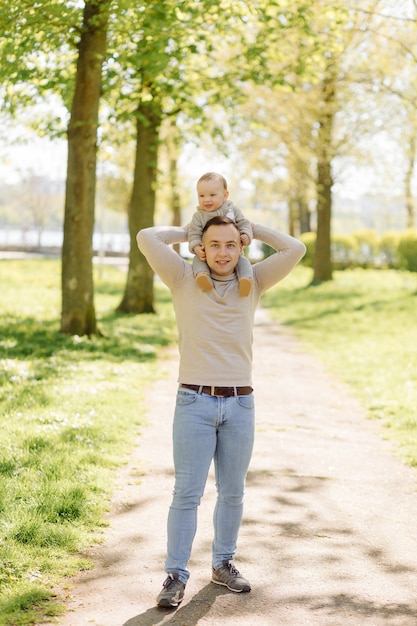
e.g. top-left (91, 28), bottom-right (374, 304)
top-left (202, 223), bottom-right (242, 276)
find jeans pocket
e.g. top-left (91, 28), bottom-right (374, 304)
top-left (176, 389), bottom-right (198, 405)
top-left (236, 394), bottom-right (255, 409)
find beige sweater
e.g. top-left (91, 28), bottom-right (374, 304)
top-left (137, 224), bottom-right (305, 387)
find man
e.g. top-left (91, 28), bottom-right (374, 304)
top-left (137, 214), bottom-right (305, 608)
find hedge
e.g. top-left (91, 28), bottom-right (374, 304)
top-left (299, 229), bottom-right (417, 271)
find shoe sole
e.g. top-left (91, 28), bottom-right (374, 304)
top-left (157, 597), bottom-right (183, 608)
top-left (211, 578), bottom-right (250, 593)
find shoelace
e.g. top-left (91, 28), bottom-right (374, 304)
top-left (225, 562), bottom-right (240, 576)
top-left (164, 574), bottom-right (182, 589)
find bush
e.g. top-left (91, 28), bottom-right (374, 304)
top-left (398, 229), bottom-right (417, 272)
top-left (331, 234), bottom-right (358, 269)
top-left (352, 229), bottom-right (378, 267)
top-left (378, 231), bottom-right (400, 269)
top-left (297, 229), bottom-right (416, 272)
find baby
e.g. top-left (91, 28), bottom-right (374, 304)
top-left (188, 172), bottom-right (253, 296)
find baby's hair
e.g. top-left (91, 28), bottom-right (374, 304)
top-left (197, 172), bottom-right (228, 190)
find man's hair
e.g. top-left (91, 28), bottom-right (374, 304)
top-left (197, 172), bottom-right (228, 190)
top-left (202, 215), bottom-right (240, 236)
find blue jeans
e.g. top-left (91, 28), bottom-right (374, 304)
top-left (165, 387), bottom-right (255, 584)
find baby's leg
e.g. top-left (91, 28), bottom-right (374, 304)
top-left (236, 255), bottom-right (253, 296)
top-left (193, 256), bottom-right (213, 291)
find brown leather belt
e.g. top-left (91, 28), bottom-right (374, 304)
top-left (180, 383), bottom-right (253, 397)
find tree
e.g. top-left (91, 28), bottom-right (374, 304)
top-left (116, 99), bottom-right (162, 313)
top-left (313, 63), bottom-right (337, 282)
top-left (163, 118), bottom-right (182, 254)
top-left (0, 2), bottom-right (77, 117)
top-left (0, 0), bottom-right (107, 334)
top-left (115, 0), bottom-right (333, 311)
top-left (224, 1), bottom-right (391, 281)
top-left (364, 1), bottom-right (417, 229)
top-left (228, 82), bottom-right (318, 236)
top-left (19, 175), bottom-right (60, 248)
top-left (110, 1), bottom-right (264, 313)
top-left (60, 0), bottom-right (111, 335)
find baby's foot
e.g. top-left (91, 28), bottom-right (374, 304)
top-left (239, 277), bottom-right (252, 297)
top-left (196, 273), bottom-right (213, 291)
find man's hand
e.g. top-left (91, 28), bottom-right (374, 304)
top-left (194, 243), bottom-right (206, 261)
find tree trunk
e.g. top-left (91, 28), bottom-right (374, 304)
top-left (167, 128), bottom-right (181, 254)
top-left (288, 198), bottom-right (296, 237)
top-left (117, 101), bottom-right (162, 313)
top-left (314, 154), bottom-right (333, 282)
top-left (405, 132), bottom-right (416, 229)
top-left (296, 164), bottom-right (312, 234)
top-left (299, 197), bottom-right (311, 234)
top-left (289, 194), bottom-right (311, 236)
top-left (313, 71), bottom-right (336, 284)
top-left (288, 132), bottom-right (312, 235)
top-left (60, 0), bottom-right (110, 335)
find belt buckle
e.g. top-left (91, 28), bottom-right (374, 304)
top-left (211, 386), bottom-right (229, 397)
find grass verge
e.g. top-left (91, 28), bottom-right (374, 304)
top-left (0, 258), bottom-right (176, 625)
top-left (262, 266), bottom-right (417, 467)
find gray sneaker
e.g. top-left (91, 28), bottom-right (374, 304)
top-left (156, 573), bottom-right (185, 607)
top-left (211, 560), bottom-right (251, 593)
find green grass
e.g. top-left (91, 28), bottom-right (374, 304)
top-left (262, 266), bottom-right (417, 466)
top-left (0, 258), bottom-right (177, 625)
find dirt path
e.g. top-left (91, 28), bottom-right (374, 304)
top-left (49, 308), bottom-right (417, 626)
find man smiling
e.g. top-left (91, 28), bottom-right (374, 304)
top-left (137, 212), bottom-right (305, 608)
top-left (201, 218), bottom-right (243, 276)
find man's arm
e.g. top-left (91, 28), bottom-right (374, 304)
top-left (137, 226), bottom-right (189, 289)
top-left (252, 224), bottom-right (306, 293)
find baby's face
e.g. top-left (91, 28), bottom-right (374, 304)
top-left (197, 179), bottom-right (229, 212)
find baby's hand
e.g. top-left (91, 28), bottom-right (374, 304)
top-left (241, 234), bottom-right (250, 247)
top-left (194, 243), bottom-right (206, 261)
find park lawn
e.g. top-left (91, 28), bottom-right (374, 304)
top-left (0, 258), bottom-right (177, 625)
top-left (262, 266), bottom-right (417, 467)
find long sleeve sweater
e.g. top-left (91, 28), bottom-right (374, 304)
top-left (137, 224), bottom-right (306, 387)
top-left (188, 200), bottom-right (253, 253)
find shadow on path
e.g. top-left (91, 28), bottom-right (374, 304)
top-left (123, 584), bottom-right (229, 625)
